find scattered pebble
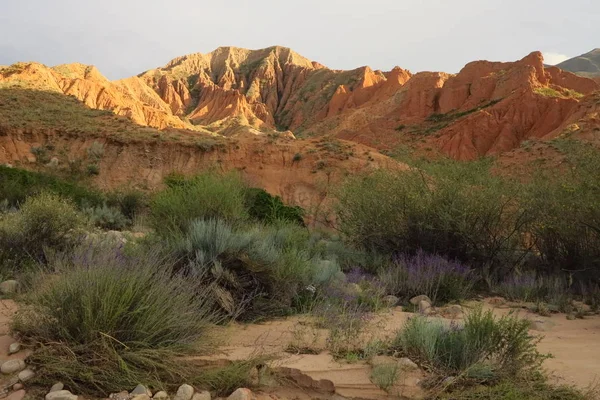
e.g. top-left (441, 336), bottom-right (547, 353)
top-left (1, 359), bottom-right (26, 375)
top-left (131, 395), bottom-right (151, 400)
top-left (0, 280), bottom-right (19, 295)
top-left (227, 388), bottom-right (255, 400)
top-left (131, 384), bottom-right (151, 396)
top-left (418, 300), bottom-right (433, 315)
top-left (410, 295), bottom-right (432, 305)
top-left (49, 383), bottom-right (64, 393)
top-left (8, 343), bottom-right (21, 355)
top-left (45, 390), bottom-right (78, 400)
top-left (173, 384), bottom-right (194, 400)
top-left (6, 389), bottom-right (26, 400)
top-left (17, 369), bottom-right (35, 382)
top-left (12, 383), bottom-right (24, 391)
top-left (192, 391), bottom-right (211, 400)
top-left (152, 391), bottom-right (170, 399)
top-left (398, 357), bottom-right (419, 370)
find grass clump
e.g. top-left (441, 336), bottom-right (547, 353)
top-left (392, 308), bottom-right (546, 383)
top-left (150, 171), bottom-right (248, 234)
top-left (370, 363), bottom-right (400, 392)
top-left (12, 240), bottom-right (216, 395)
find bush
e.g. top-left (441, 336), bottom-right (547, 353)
top-left (336, 164), bottom-right (530, 271)
top-left (0, 192), bottom-right (86, 271)
top-left (83, 203), bottom-right (131, 230)
top-left (170, 218), bottom-right (337, 320)
top-left (0, 165), bottom-right (104, 208)
top-left (392, 308), bottom-right (546, 381)
top-left (150, 172), bottom-right (248, 235)
top-left (379, 251), bottom-right (473, 305)
top-left (244, 188), bottom-right (304, 225)
top-left (370, 364), bottom-right (400, 392)
top-left (106, 189), bottom-right (147, 220)
top-left (12, 240), bottom-right (216, 395)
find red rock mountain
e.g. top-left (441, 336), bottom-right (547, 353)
top-left (1, 46), bottom-right (599, 162)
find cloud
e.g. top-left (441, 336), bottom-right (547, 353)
top-left (543, 52), bottom-right (570, 65)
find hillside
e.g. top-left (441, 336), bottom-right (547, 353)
top-left (556, 49), bottom-right (600, 77)
top-left (1, 46), bottom-right (599, 167)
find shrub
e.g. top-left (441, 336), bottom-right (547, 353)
top-left (106, 189), bottom-right (147, 220)
top-left (171, 219), bottom-right (337, 320)
top-left (83, 203), bottom-right (131, 230)
top-left (0, 165), bottom-right (104, 207)
top-left (150, 172), bottom-right (248, 235)
top-left (244, 188), bottom-right (304, 225)
top-left (336, 164), bottom-right (530, 271)
top-left (392, 308), bottom-right (546, 381)
top-left (12, 240), bottom-right (216, 395)
top-left (379, 251), bottom-right (473, 305)
top-left (0, 192), bottom-right (86, 271)
top-left (370, 364), bottom-right (400, 392)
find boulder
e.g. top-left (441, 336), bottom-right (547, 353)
top-left (192, 391), bottom-right (211, 400)
top-left (0, 280), bottom-right (19, 295)
top-left (410, 295), bottom-right (432, 305)
top-left (45, 390), bottom-right (78, 400)
top-left (173, 384), bottom-right (194, 400)
top-left (418, 300), bottom-right (433, 315)
top-left (153, 391), bottom-right (170, 399)
top-left (131, 384), bottom-right (152, 396)
top-left (398, 357), bottom-right (418, 370)
top-left (1, 359), bottom-right (26, 374)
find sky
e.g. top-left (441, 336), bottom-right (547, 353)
top-left (0, 0), bottom-right (598, 80)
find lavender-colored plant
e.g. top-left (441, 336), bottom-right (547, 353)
top-left (378, 250), bottom-right (473, 305)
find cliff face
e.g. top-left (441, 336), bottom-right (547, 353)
top-left (1, 47), bottom-right (599, 162)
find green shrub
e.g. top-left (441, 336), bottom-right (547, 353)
top-left (336, 164), bottom-right (530, 270)
top-left (0, 166), bottom-right (104, 207)
top-left (150, 172), bottom-right (248, 235)
top-left (244, 188), bottom-right (304, 225)
top-left (106, 189), bottom-right (147, 220)
top-left (370, 364), bottom-right (400, 392)
top-left (392, 308), bottom-right (546, 381)
top-left (0, 192), bottom-right (86, 272)
top-left (83, 203), bottom-right (131, 230)
top-left (12, 241), bottom-right (216, 395)
top-left (171, 218), bottom-right (337, 320)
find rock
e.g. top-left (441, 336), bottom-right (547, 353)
top-left (131, 396), bottom-right (151, 400)
top-left (6, 389), bottom-right (26, 400)
top-left (12, 383), bottom-right (24, 391)
top-left (383, 295), bottom-right (399, 307)
top-left (153, 391), bottom-right (170, 400)
top-left (45, 390), bottom-right (78, 400)
top-left (191, 392), bottom-right (211, 400)
top-left (418, 300), bottom-right (433, 315)
top-left (0, 280), bottom-right (19, 295)
top-left (248, 366), bottom-right (260, 386)
top-left (442, 304), bottom-right (463, 319)
top-left (530, 319), bottom-right (556, 332)
top-left (1, 359), bottom-right (26, 374)
top-left (17, 369), bottom-right (35, 382)
top-left (8, 343), bottom-right (21, 355)
top-left (410, 295), bottom-right (432, 305)
top-left (49, 383), bottom-right (64, 393)
top-left (369, 355), bottom-right (397, 367)
top-left (173, 384), bottom-right (194, 400)
top-left (131, 384), bottom-right (151, 396)
top-left (108, 391), bottom-right (129, 400)
top-left (227, 388), bottom-right (255, 400)
top-left (398, 357), bottom-right (419, 370)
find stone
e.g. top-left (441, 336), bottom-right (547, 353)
top-left (0, 280), bottom-right (19, 295)
top-left (108, 391), bottom-right (129, 400)
top-left (45, 390), bottom-right (78, 400)
top-left (1, 359), bottom-right (26, 374)
top-left (383, 295), bottom-right (399, 307)
top-left (153, 391), bottom-right (170, 400)
top-left (131, 384), bottom-right (151, 396)
top-left (410, 295), bottom-right (432, 305)
top-left (6, 389), bottom-right (26, 400)
top-left (17, 369), bottom-right (35, 382)
top-left (227, 388), bottom-right (255, 400)
top-left (8, 343), bottom-right (20, 355)
top-left (418, 300), bottom-right (433, 315)
top-left (191, 392), bottom-right (211, 400)
top-left (49, 383), bottom-right (64, 393)
top-left (173, 384), bottom-right (194, 400)
top-left (398, 357), bottom-right (419, 370)
top-left (530, 319), bottom-right (556, 332)
top-left (131, 396), bottom-right (151, 400)
top-left (12, 383), bottom-right (24, 391)
top-left (248, 366), bottom-right (260, 386)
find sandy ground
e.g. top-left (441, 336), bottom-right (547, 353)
top-left (1, 299), bottom-right (599, 399)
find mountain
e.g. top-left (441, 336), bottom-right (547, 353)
top-left (1, 46), bottom-right (599, 167)
top-left (555, 49), bottom-right (600, 77)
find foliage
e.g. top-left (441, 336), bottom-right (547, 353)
top-left (83, 203), bottom-right (131, 231)
top-left (370, 363), bottom-right (400, 392)
top-left (244, 188), bottom-right (304, 225)
top-left (12, 240), bottom-right (216, 395)
top-left (379, 251), bottom-right (473, 305)
top-left (0, 192), bottom-right (86, 272)
top-left (150, 172), bottom-right (248, 235)
top-left (392, 308), bottom-right (546, 381)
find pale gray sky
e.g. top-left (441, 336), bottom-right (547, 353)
top-left (1, 0), bottom-right (598, 80)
